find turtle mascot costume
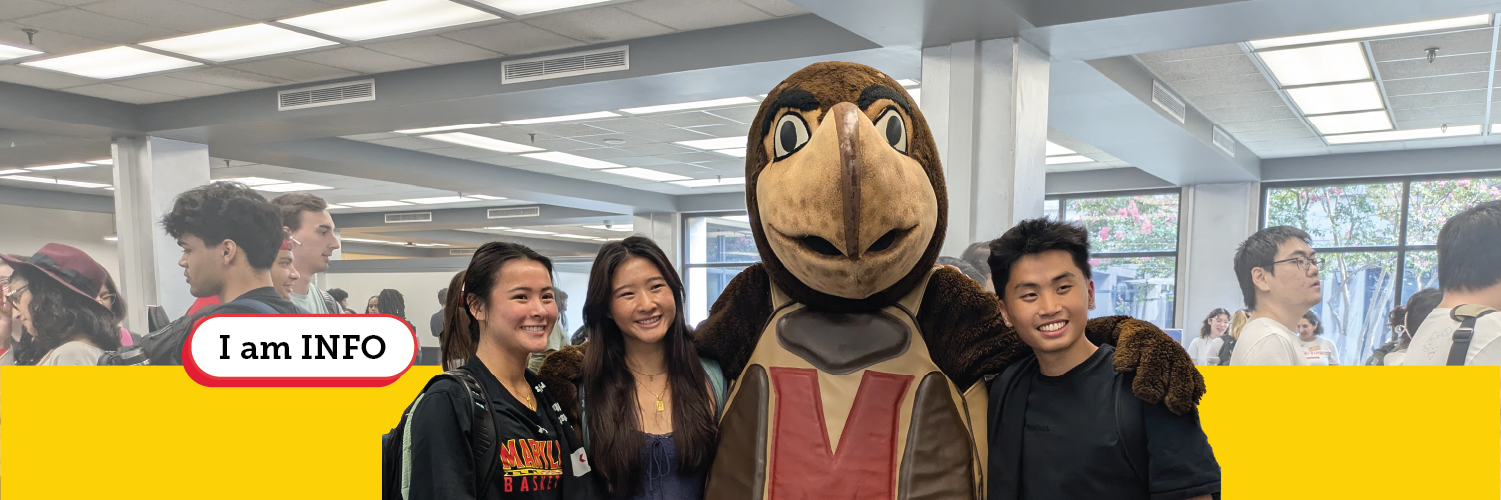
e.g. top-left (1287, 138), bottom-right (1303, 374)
top-left (541, 62), bottom-right (1205, 499)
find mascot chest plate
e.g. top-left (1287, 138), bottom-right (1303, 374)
top-left (706, 269), bottom-right (985, 500)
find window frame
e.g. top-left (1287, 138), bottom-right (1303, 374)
top-left (1047, 187), bottom-right (1184, 328)
top-left (680, 211), bottom-right (757, 317)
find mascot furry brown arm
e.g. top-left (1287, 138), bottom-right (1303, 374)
top-left (691, 62), bottom-right (1204, 500)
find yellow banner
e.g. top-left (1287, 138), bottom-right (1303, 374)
top-left (2, 366), bottom-right (1497, 498)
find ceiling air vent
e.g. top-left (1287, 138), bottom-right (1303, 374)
top-left (1212, 125), bottom-right (1236, 157)
top-left (1151, 80), bottom-right (1187, 124)
top-left (502, 46), bottom-right (628, 84)
top-left (384, 212), bottom-right (433, 224)
top-left (450, 248), bottom-right (477, 256)
top-left (278, 79), bottom-right (375, 111)
top-left (488, 206), bottom-right (541, 219)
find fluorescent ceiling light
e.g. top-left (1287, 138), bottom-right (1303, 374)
top-left (55, 179), bottom-right (113, 188)
top-left (677, 137), bottom-right (746, 150)
top-left (1285, 81), bottom-right (1385, 115)
top-left (23, 46), bottom-right (200, 79)
top-left (1045, 155), bottom-right (1095, 165)
top-left (422, 132), bottom-right (542, 153)
top-left (895, 79), bottom-right (920, 87)
top-left (341, 237), bottom-right (390, 243)
top-left (522, 151), bottom-right (624, 169)
top-left (341, 200), bottom-right (413, 207)
top-left (1324, 124), bottom-right (1481, 144)
top-left (1306, 110), bottom-right (1393, 135)
top-left (553, 233), bottom-right (606, 240)
top-left (1258, 43), bottom-right (1371, 86)
top-left (908, 89), bottom-right (921, 107)
top-left (1045, 141), bottom-right (1076, 156)
top-left (483, 226), bottom-right (511, 230)
top-left (87, 159), bottom-right (112, 165)
top-left (620, 97), bottom-right (760, 114)
top-left (468, 194), bottom-right (506, 200)
top-left (395, 123), bottom-right (498, 134)
top-left (1, 176), bottom-right (110, 188)
top-left (713, 148), bottom-right (747, 157)
top-left (280, 0), bottom-right (499, 41)
top-left (1250, 15), bottom-right (1492, 49)
top-left (253, 182), bottom-right (334, 192)
top-left (218, 177), bottom-right (287, 186)
top-left (670, 177), bottom-right (747, 188)
top-left (104, 236), bottom-right (118, 242)
top-left (402, 196), bottom-right (481, 204)
top-left (723, 215), bottom-right (750, 223)
top-left (584, 224), bottom-right (635, 231)
top-left (471, 0), bottom-right (610, 15)
top-left (0, 43), bottom-right (42, 61)
top-left (325, 204), bottom-right (351, 209)
top-left (27, 163), bottom-right (93, 171)
top-left (506, 228), bottom-right (557, 235)
top-left (1494, 124), bottom-right (1501, 134)
top-left (0, 169), bottom-right (29, 175)
top-left (142, 24), bottom-right (336, 62)
top-left (601, 167), bottom-right (691, 182)
top-left (502, 111), bottom-right (620, 125)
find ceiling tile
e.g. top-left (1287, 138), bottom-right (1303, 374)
top-left (363, 35), bottom-right (502, 65)
top-left (81, 0), bottom-right (251, 33)
top-left (1369, 29), bottom-right (1494, 62)
top-left (14, 8), bottom-right (180, 44)
top-left (424, 146), bottom-right (501, 159)
top-left (643, 110), bottom-right (738, 127)
top-left (530, 137), bottom-right (599, 151)
top-left (1167, 74), bottom-right (1275, 98)
top-left (587, 117), bottom-right (672, 133)
top-left (1135, 43), bottom-right (1243, 63)
top-left (111, 74), bottom-right (238, 97)
top-left (461, 127), bottom-right (541, 144)
top-left (0, 20), bottom-right (109, 53)
top-left (523, 6), bottom-right (675, 45)
top-left (441, 21), bottom-right (584, 56)
top-left (1395, 116), bottom-right (1484, 129)
top-left (1247, 146), bottom-right (1329, 159)
top-left (0, 0), bottom-right (64, 20)
top-left (609, 156), bottom-right (682, 167)
top-left (169, 66), bottom-right (292, 89)
top-left (1390, 103), bottom-right (1485, 121)
top-left (568, 147), bottom-right (636, 160)
top-left (704, 105), bottom-right (760, 123)
top-left (172, 0), bottom-right (331, 20)
top-left (1144, 54), bottom-right (1260, 82)
top-left (1230, 127), bottom-right (1317, 143)
top-left (0, 64), bottom-right (97, 88)
top-left (368, 136), bottom-right (450, 150)
top-left (1187, 90), bottom-right (1286, 111)
top-left (294, 47), bottom-right (429, 74)
top-left (570, 134), bottom-right (649, 147)
top-left (1241, 137), bottom-right (1325, 150)
top-left (661, 151), bottom-right (725, 163)
top-left (515, 123), bottom-right (614, 137)
top-left (1218, 118), bottom-right (1309, 133)
top-left (617, 0), bottom-right (772, 32)
top-left (629, 127), bottom-right (714, 143)
top-left (1381, 72), bottom-right (1489, 96)
top-left (693, 159), bottom-right (743, 171)
top-left (1201, 105), bottom-right (1298, 123)
top-left (476, 156), bottom-right (551, 169)
top-left (230, 58), bottom-right (359, 83)
top-left (1388, 89), bottom-right (1487, 110)
top-left (616, 143), bottom-right (694, 156)
top-left (1377, 53), bottom-right (1490, 80)
top-left (63, 83), bottom-right (179, 103)
top-left (735, 0), bottom-right (806, 16)
top-left (341, 132), bottom-right (404, 141)
top-left (679, 123), bottom-right (747, 137)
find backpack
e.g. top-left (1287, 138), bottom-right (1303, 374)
top-left (1215, 335), bottom-right (1237, 366)
top-left (578, 357), bottom-right (727, 448)
top-left (98, 296), bottom-right (300, 366)
top-left (1445, 305), bottom-right (1498, 366)
top-left (382, 367), bottom-right (499, 500)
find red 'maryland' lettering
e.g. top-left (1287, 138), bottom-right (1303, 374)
top-left (767, 368), bottom-right (912, 499)
top-left (498, 440), bottom-right (520, 470)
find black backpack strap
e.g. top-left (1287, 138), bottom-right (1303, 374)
top-left (1115, 372), bottom-right (1148, 485)
top-left (1447, 306), bottom-right (1497, 366)
top-left (449, 367), bottom-right (501, 498)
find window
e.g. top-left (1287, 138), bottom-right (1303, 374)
top-left (683, 212), bottom-right (757, 326)
top-left (1050, 190), bottom-right (1182, 329)
top-left (1262, 173), bottom-right (1501, 365)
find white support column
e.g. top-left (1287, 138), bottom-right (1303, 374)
top-left (1175, 182), bottom-right (1261, 327)
top-left (632, 212), bottom-right (681, 266)
top-left (112, 136), bottom-right (211, 333)
top-left (924, 37), bottom-right (1051, 257)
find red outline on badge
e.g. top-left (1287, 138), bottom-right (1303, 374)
top-left (183, 314), bottom-right (418, 387)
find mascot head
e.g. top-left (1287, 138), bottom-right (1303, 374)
top-left (746, 62), bottom-right (946, 312)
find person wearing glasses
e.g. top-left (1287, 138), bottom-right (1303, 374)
top-left (1229, 226), bottom-right (1324, 366)
top-left (1, 244), bottom-right (122, 365)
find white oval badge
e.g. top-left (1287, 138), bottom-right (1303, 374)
top-left (184, 314), bottom-right (418, 387)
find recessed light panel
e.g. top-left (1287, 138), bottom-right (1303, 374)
top-left (1306, 110), bottom-right (1393, 135)
top-left (143, 24), bottom-right (337, 62)
top-left (502, 111), bottom-right (620, 125)
top-left (1259, 43), bottom-right (1371, 86)
top-left (280, 0), bottom-right (499, 42)
top-left (402, 196), bottom-right (479, 204)
top-left (1045, 141), bottom-right (1076, 156)
top-left (1285, 81), bottom-right (1385, 115)
top-left (87, 159), bottom-right (113, 165)
top-left (601, 168), bottom-right (691, 182)
top-left (342, 200), bottom-right (414, 208)
top-left (895, 79), bottom-right (920, 87)
top-left (1250, 15), bottom-right (1492, 49)
top-left (422, 132), bottom-right (543, 153)
top-left (23, 46), bottom-right (200, 79)
top-left (467, 194), bottom-right (506, 200)
top-left (712, 148), bottom-right (747, 157)
top-left (670, 177), bottom-right (747, 188)
top-left (505, 228), bottom-right (556, 235)
top-left (620, 97), bottom-right (759, 114)
top-left (0, 169), bottom-right (29, 175)
top-left (1324, 124), bottom-right (1481, 144)
top-left (522, 152), bottom-right (624, 169)
top-left (218, 177), bottom-right (288, 186)
top-left (472, 0), bottom-right (611, 15)
top-left (1, 176), bottom-right (110, 188)
top-left (584, 224), bottom-right (635, 231)
top-left (55, 179), bottom-right (113, 188)
top-left (326, 204), bottom-right (351, 209)
top-left (1044, 155), bottom-right (1094, 165)
top-left (27, 163), bottom-right (93, 171)
top-left (252, 182), bottom-right (334, 192)
top-left (677, 137), bottom-right (746, 150)
top-left (0, 43), bottom-right (41, 61)
top-left (395, 123), bottom-right (499, 134)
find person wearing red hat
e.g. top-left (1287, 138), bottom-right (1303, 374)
top-left (2, 244), bottom-right (122, 365)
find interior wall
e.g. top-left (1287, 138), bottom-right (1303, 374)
top-left (1175, 182), bottom-right (1261, 328)
top-left (0, 204), bottom-right (120, 285)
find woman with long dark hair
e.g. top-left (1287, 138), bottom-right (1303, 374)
top-left (540, 236), bottom-right (724, 500)
top-left (3, 244), bottom-right (121, 365)
top-left (1187, 308), bottom-right (1230, 365)
top-left (97, 272), bottom-right (138, 347)
top-left (398, 242), bottom-right (597, 499)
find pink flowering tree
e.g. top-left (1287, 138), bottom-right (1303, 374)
top-left (1066, 194), bottom-right (1180, 326)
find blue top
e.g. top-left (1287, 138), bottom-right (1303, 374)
top-left (616, 433), bottom-right (703, 500)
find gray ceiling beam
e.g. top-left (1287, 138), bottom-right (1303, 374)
top-left (339, 241), bottom-right (447, 258)
top-left (1045, 168), bottom-right (1174, 195)
top-left (328, 256), bottom-right (472, 274)
top-left (0, 81), bottom-right (141, 136)
top-left (0, 185), bottom-right (114, 213)
top-left (373, 229), bottom-right (601, 255)
top-left (677, 192), bottom-right (747, 213)
top-left (0, 137), bottom-right (112, 167)
top-left (332, 204), bottom-right (623, 230)
top-left (1262, 143), bottom-right (1501, 182)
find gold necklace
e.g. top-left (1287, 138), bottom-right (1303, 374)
top-left (629, 366), bottom-right (667, 382)
top-left (503, 380), bottom-right (534, 409)
top-left (636, 378), bottom-right (668, 412)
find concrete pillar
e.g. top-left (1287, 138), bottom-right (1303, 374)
top-left (922, 37), bottom-right (1051, 257)
top-left (112, 136), bottom-right (211, 333)
top-left (1174, 182), bottom-right (1261, 328)
top-left (633, 212), bottom-right (681, 266)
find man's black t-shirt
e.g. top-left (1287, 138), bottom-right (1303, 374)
top-left (992, 345), bottom-right (1220, 500)
top-left (405, 356), bottom-right (594, 500)
top-left (199, 287), bottom-right (304, 316)
top-left (431, 311), bottom-right (444, 338)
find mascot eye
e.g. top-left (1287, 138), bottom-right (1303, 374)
top-left (773, 113), bottom-right (810, 160)
top-left (873, 107), bottom-right (907, 154)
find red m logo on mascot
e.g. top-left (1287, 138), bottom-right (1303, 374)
top-left (768, 367), bottom-right (912, 499)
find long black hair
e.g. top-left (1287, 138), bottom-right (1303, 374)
top-left (12, 266), bottom-right (120, 365)
top-left (440, 242), bottom-right (553, 366)
top-left (1199, 308), bottom-right (1230, 339)
top-left (581, 236), bottom-right (717, 496)
top-left (102, 273), bottom-right (127, 325)
top-left (377, 288), bottom-right (406, 319)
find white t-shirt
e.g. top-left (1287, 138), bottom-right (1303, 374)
top-left (1383, 349), bottom-right (1407, 366)
top-left (1229, 318), bottom-right (1308, 366)
top-left (1403, 308), bottom-right (1501, 365)
top-left (1298, 336), bottom-right (1339, 366)
top-left (1186, 336), bottom-right (1225, 366)
top-left (290, 284), bottom-right (331, 315)
top-left (37, 341), bottom-right (104, 366)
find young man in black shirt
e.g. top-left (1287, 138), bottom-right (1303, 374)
top-left (986, 218), bottom-right (1220, 500)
